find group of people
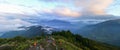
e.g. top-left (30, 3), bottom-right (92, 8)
top-left (29, 41), bottom-right (44, 50)
top-left (28, 36), bottom-right (64, 50)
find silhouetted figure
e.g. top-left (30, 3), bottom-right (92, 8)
top-left (34, 41), bottom-right (37, 47)
top-left (60, 48), bottom-right (64, 50)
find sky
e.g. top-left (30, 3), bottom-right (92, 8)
top-left (0, 0), bottom-right (120, 32)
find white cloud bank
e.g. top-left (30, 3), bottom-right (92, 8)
top-left (0, 17), bottom-right (33, 32)
top-left (0, 4), bottom-right (38, 15)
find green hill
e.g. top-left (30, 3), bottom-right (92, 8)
top-left (0, 31), bottom-right (120, 50)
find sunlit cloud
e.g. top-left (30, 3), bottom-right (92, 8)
top-left (75, 0), bottom-right (113, 15)
top-left (54, 7), bottom-right (80, 17)
top-left (0, 0), bottom-right (115, 17)
top-left (39, 0), bottom-right (114, 16)
top-left (41, 7), bottom-right (81, 17)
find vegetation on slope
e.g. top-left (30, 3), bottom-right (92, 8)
top-left (0, 30), bottom-right (119, 50)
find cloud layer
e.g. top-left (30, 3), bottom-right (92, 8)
top-left (40, 0), bottom-right (114, 16)
top-left (0, 0), bottom-right (114, 17)
top-left (42, 7), bottom-right (81, 17)
top-left (0, 4), bottom-right (38, 15)
top-left (0, 0), bottom-right (116, 32)
top-left (75, 0), bottom-right (113, 15)
top-left (0, 17), bottom-right (33, 32)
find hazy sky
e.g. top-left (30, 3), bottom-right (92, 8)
top-left (0, 0), bottom-right (120, 32)
top-left (0, 0), bottom-right (120, 16)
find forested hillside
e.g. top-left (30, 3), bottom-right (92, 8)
top-left (0, 31), bottom-right (119, 50)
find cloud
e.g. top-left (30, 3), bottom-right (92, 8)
top-left (39, 0), bottom-right (69, 2)
top-left (75, 0), bottom-right (113, 15)
top-left (54, 7), bottom-right (81, 17)
top-left (0, 4), bottom-right (38, 15)
top-left (0, 0), bottom-right (116, 32)
top-left (0, 17), bottom-right (33, 32)
top-left (0, 0), bottom-right (114, 17)
top-left (42, 7), bottom-right (81, 17)
top-left (39, 0), bottom-right (114, 15)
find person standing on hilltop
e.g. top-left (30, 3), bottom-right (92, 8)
top-left (34, 41), bottom-right (37, 47)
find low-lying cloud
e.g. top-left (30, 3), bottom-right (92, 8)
top-left (0, 0), bottom-right (115, 32)
top-left (0, 17), bottom-right (33, 32)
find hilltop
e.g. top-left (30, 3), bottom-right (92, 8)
top-left (0, 31), bottom-right (120, 50)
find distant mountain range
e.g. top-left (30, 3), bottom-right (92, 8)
top-left (80, 19), bottom-right (120, 46)
top-left (38, 19), bottom-right (105, 32)
top-left (0, 19), bottom-right (105, 38)
top-left (1, 18), bottom-right (120, 46)
top-left (0, 26), bottom-right (57, 38)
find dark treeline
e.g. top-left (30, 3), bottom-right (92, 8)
top-left (51, 30), bottom-right (120, 50)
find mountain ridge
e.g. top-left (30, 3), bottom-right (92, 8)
top-left (80, 19), bottom-right (120, 46)
top-left (0, 26), bottom-right (57, 38)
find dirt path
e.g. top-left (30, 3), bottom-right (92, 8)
top-left (28, 36), bottom-right (58, 50)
